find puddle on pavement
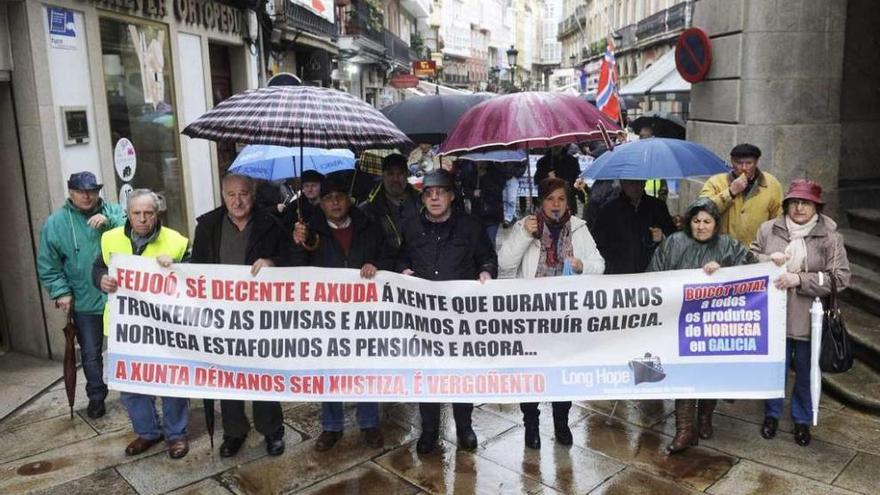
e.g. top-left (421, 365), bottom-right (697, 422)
top-left (16, 459), bottom-right (70, 476)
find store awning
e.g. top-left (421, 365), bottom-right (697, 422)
top-left (416, 81), bottom-right (472, 96)
top-left (619, 50), bottom-right (690, 96)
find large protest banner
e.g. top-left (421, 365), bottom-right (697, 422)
top-left (107, 255), bottom-right (787, 403)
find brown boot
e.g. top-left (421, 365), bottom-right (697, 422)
top-left (697, 400), bottom-right (717, 440)
top-left (666, 399), bottom-right (698, 454)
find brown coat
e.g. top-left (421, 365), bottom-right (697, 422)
top-left (750, 215), bottom-right (851, 340)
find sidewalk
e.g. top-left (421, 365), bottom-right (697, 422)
top-left (0, 368), bottom-right (877, 494)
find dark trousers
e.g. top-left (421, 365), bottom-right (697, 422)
top-left (72, 312), bottom-right (107, 401)
top-left (220, 400), bottom-right (284, 439)
top-left (520, 401), bottom-right (571, 426)
top-left (419, 402), bottom-right (473, 432)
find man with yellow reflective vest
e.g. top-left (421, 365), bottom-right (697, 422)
top-left (93, 189), bottom-right (191, 460)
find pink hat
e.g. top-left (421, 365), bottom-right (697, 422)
top-left (784, 179), bottom-right (824, 205)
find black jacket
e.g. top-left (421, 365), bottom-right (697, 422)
top-left (593, 194), bottom-right (676, 274)
top-left (279, 198), bottom-right (320, 231)
top-left (460, 162), bottom-right (506, 225)
top-left (397, 210), bottom-right (498, 281)
top-left (191, 206), bottom-right (300, 266)
top-left (359, 183), bottom-right (421, 252)
top-left (296, 207), bottom-right (394, 271)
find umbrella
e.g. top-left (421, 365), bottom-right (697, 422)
top-left (458, 150), bottom-right (528, 162)
top-left (62, 315), bottom-right (78, 420)
top-left (181, 86), bottom-right (411, 151)
top-left (629, 111), bottom-right (686, 139)
top-left (359, 149), bottom-right (400, 176)
top-left (380, 94), bottom-right (493, 145)
top-left (810, 297), bottom-right (823, 425)
top-left (580, 137), bottom-right (729, 180)
top-left (439, 91), bottom-right (621, 154)
top-left (228, 145), bottom-right (355, 180)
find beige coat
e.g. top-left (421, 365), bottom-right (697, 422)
top-left (750, 215), bottom-right (851, 340)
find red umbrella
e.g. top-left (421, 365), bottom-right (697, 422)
top-left (439, 91), bottom-right (621, 154)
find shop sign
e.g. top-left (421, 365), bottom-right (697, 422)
top-left (91, 0), bottom-right (167, 19)
top-left (412, 60), bottom-right (436, 77)
top-left (173, 0), bottom-right (245, 36)
top-left (289, 0), bottom-right (335, 24)
top-left (390, 73), bottom-right (419, 89)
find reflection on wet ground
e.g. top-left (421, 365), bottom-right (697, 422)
top-left (1, 391), bottom-right (878, 494)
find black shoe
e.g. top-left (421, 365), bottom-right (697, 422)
top-left (266, 434), bottom-right (285, 456)
top-left (219, 436), bottom-right (246, 457)
top-left (362, 427), bottom-right (383, 448)
top-left (416, 430), bottom-right (439, 454)
top-left (502, 219), bottom-right (515, 229)
top-left (524, 425), bottom-right (541, 450)
top-left (554, 425), bottom-right (573, 446)
top-left (86, 399), bottom-right (106, 419)
top-left (760, 417), bottom-right (778, 440)
top-left (457, 427), bottom-right (478, 451)
top-left (794, 423), bottom-right (811, 446)
top-left (314, 430), bottom-right (343, 452)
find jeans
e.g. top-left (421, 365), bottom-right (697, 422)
top-left (72, 312), bottom-right (107, 401)
top-left (765, 338), bottom-right (813, 424)
top-left (321, 402), bottom-right (379, 431)
top-left (485, 224), bottom-right (499, 246)
top-left (121, 392), bottom-right (189, 441)
top-left (503, 178), bottom-right (519, 221)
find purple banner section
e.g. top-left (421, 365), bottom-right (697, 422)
top-left (678, 276), bottom-right (769, 357)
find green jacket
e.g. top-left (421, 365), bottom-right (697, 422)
top-left (37, 199), bottom-right (126, 314)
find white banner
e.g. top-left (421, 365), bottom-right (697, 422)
top-left (107, 255), bottom-right (787, 403)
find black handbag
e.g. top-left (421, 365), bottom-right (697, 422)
top-left (818, 274), bottom-right (853, 373)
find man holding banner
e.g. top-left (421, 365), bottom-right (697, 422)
top-left (94, 189), bottom-right (190, 458)
top-left (397, 169), bottom-right (498, 454)
top-left (293, 176), bottom-right (393, 451)
top-left (191, 174), bottom-right (297, 458)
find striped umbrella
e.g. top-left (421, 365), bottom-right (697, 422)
top-left (182, 86), bottom-right (411, 151)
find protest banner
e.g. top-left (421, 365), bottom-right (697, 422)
top-left (107, 255), bottom-right (787, 403)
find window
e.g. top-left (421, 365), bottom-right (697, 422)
top-left (99, 15), bottom-right (186, 233)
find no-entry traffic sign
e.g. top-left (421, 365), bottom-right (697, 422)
top-left (675, 28), bottom-right (712, 83)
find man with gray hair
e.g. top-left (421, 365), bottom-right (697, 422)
top-left (37, 171), bottom-right (126, 419)
top-left (93, 188), bottom-right (191, 458)
top-left (191, 173), bottom-right (299, 457)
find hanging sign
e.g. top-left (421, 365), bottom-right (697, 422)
top-left (114, 138), bottom-right (137, 182)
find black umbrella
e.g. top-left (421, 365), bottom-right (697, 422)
top-left (62, 314), bottom-right (78, 419)
top-left (629, 110), bottom-right (686, 139)
top-left (380, 94), bottom-right (493, 145)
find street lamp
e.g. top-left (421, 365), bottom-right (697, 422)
top-left (506, 45), bottom-right (518, 87)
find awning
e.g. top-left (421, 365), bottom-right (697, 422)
top-left (416, 81), bottom-right (472, 96)
top-left (619, 50), bottom-right (690, 96)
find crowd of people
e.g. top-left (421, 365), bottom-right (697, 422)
top-left (36, 140), bottom-right (850, 461)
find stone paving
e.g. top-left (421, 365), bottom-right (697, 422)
top-left (1, 368), bottom-right (879, 494)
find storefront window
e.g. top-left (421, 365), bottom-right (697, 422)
top-left (99, 16), bottom-right (186, 232)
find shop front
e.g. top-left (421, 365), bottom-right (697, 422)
top-left (2, 0), bottom-right (258, 359)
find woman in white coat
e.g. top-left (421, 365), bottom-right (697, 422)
top-left (498, 177), bottom-right (605, 449)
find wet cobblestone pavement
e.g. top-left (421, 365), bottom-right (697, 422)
top-left (1, 370), bottom-right (878, 494)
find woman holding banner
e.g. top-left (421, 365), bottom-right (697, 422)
top-left (750, 179), bottom-right (850, 447)
top-left (648, 197), bottom-right (756, 454)
top-left (498, 177), bottom-right (604, 449)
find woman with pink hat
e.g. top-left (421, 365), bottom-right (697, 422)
top-left (750, 179), bottom-right (851, 446)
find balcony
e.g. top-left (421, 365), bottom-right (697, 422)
top-left (282, 0), bottom-right (337, 40)
top-left (384, 30), bottom-right (415, 67)
top-left (339, 0), bottom-right (386, 49)
top-left (636, 1), bottom-right (688, 41)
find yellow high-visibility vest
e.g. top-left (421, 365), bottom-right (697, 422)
top-left (100, 226), bottom-right (188, 334)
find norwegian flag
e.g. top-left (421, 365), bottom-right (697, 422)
top-left (596, 38), bottom-right (621, 123)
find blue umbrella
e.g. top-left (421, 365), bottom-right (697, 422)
top-left (458, 150), bottom-right (528, 162)
top-left (229, 145), bottom-right (355, 180)
top-left (580, 137), bottom-right (729, 180)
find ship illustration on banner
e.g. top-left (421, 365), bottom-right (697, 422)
top-left (628, 353), bottom-right (667, 385)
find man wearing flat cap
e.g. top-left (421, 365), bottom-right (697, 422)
top-left (280, 170), bottom-right (324, 230)
top-left (37, 171), bottom-right (126, 419)
top-left (360, 153), bottom-right (421, 252)
top-left (293, 176), bottom-right (393, 452)
top-left (396, 169), bottom-right (498, 455)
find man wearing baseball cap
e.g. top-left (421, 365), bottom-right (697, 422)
top-left (37, 171), bottom-right (126, 419)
